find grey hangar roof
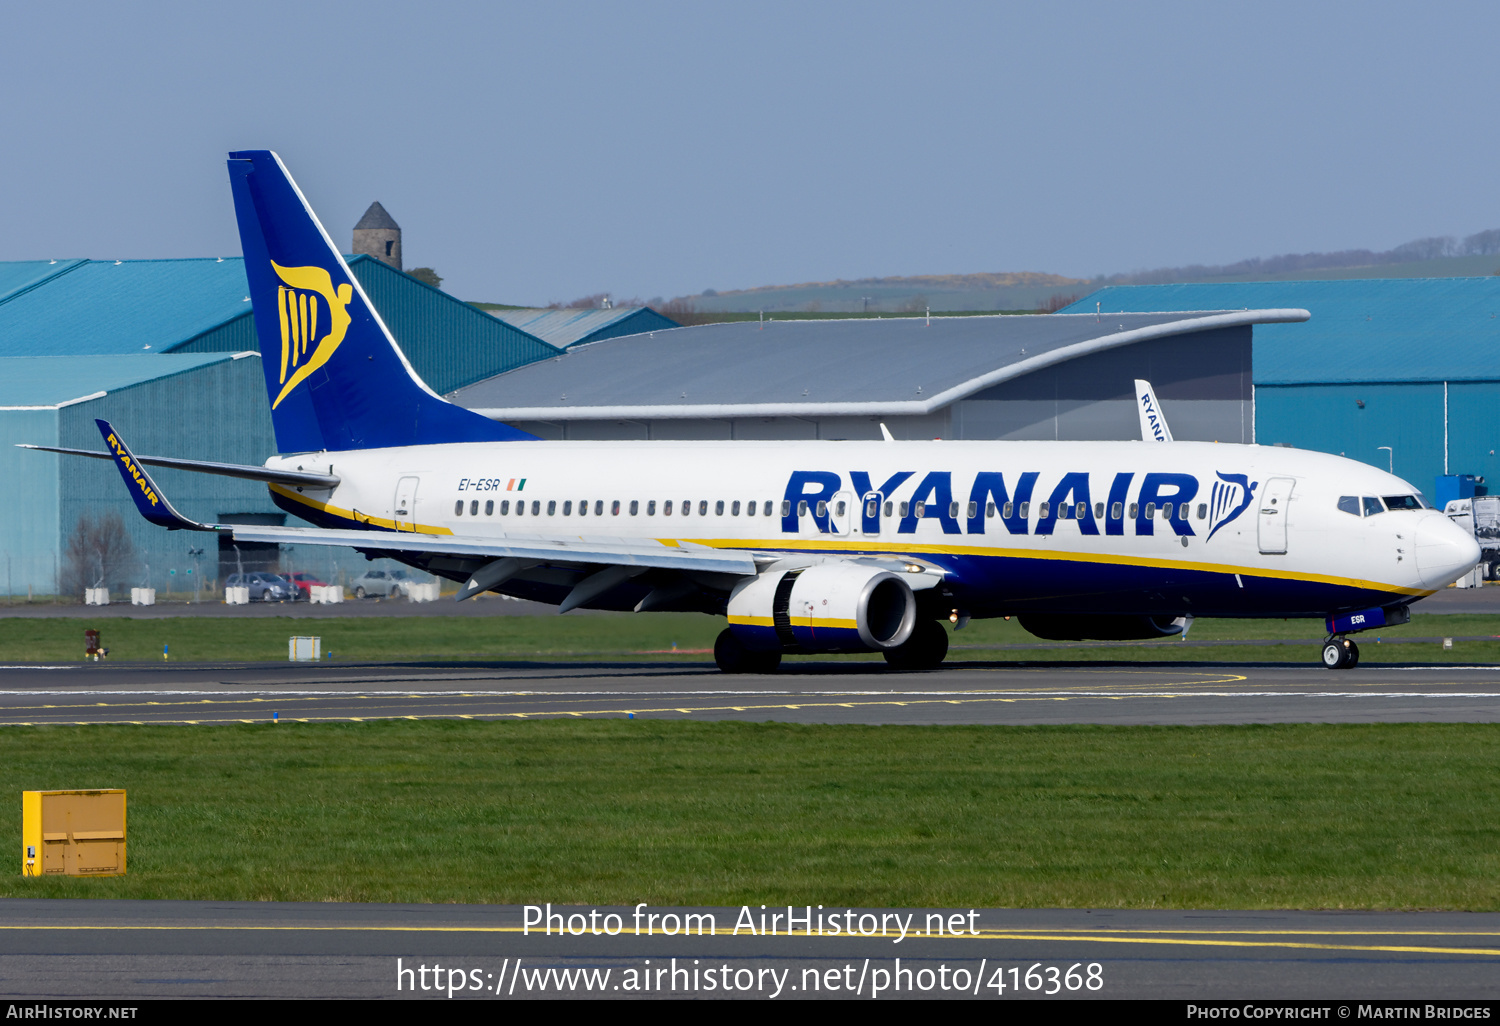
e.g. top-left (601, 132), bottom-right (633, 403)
top-left (454, 309), bottom-right (1308, 422)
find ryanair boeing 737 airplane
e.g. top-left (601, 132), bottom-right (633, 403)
top-left (26, 152), bottom-right (1482, 671)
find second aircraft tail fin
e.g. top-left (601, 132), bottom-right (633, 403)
top-left (1134, 378), bottom-right (1174, 442)
top-left (226, 150), bottom-right (534, 453)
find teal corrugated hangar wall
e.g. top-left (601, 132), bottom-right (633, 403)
top-left (1062, 280), bottom-right (1500, 499)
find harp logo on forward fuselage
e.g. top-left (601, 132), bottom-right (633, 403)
top-left (271, 261), bottom-right (353, 409)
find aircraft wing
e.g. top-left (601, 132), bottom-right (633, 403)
top-left (227, 523), bottom-right (758, 576)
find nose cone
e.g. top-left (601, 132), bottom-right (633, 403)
top-left (1415, 515), bottom-right (1482, 588)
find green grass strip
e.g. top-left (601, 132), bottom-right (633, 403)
top-left (4, 720), bottom-right (1500, 909)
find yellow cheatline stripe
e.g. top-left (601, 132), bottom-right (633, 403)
top-left (727, 615), bottom-right (858, 629)
top-left (0, 925), bottom-right (1494, 955)
top-left (269, 484), bottom-right (452, 536)
top-left (263, 494), bottom-right (1430, 598)
top-left (677, 535), bottom-right (1431, 598)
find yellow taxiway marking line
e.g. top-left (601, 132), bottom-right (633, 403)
top-left (0, 924), bottom-right (1493, 956)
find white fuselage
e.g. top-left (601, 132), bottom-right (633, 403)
top-left (265, 439), bottom-right (1480, 618)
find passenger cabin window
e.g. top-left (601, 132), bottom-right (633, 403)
top-left (1196, 503), bottom-right (1206, 519)
top-left (1038, 501), bottom-right (1049, 518)
top-left (884, 501), bottom-right (893, 517)
top-left (630, 500), bottom-right (639, 515)
top-left (501, 500), bottom-right (510, 515)
top-left (1095, 502), bottom-right (1105, 519)
top-left (732, 500), bottom-right (741, 515)
top-left (454, 501), bottom-right (463, 516)
top-left (663, 500), bottom-right (673, 515)
top-left (815, 500), bottom-right (827, 517)
top-left (563, 500), bottom-right (573, 515)
top-left (764, 501), bottom-right (774, 517)
top-left (547, 500), bottom-right (556, 516)
top-left (1019, 501), bottom-right (1029, 518)
top-left (611, 500), bottom-right (621, 515)
top-left (531, 501), bottom-right (540, 516)
top-left (648, 500), bottom-right (657, 515)
top-left (1338, 496), bottom-right (1361, 516)
top-left (798, 500), bottom-right (809, 516)
top-left (595, 500), bottom-right (605, 516)
top-left (698, 500), bottom-right (708, 516)
top-left (782, 501), bottom-right (791, 517)
top-left (716, 500), bottom-right (725, 516)
top-left (470, 500), bottom-right (479, 516)
top-left (1111, 502), bottom-right (1123, 519)
top-left (683, 500), bottom-right (692, 516)
top-left (485, 500), bottom-right (494, 515)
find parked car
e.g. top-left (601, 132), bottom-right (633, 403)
top-left (350, 569), bottom-right (413, 599)
top-left (285, 571), bottom-right (327, 600)
top-left (225, 572), bottom-right (295, 602)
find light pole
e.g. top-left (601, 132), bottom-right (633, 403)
top-left (1377, 446), bottom-right (1393, 473)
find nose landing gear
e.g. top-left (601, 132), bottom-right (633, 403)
top-left (1321, 636), bottom-right (1360, 670)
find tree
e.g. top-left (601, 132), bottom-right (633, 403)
top-left (407, 267), bottom-right (443, 289)
top-left (61, 511), bottom-right (136, 599)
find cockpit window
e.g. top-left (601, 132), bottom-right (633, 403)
top-left (1337, 496), bottom-right (1360, 516)
top-left (1382, 495), bottom-right (1423, 511)
top-left (1362, 496), bottom-right (1384, 516)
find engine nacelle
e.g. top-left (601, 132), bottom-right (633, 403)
top-left (727, 564), bottom-right (917, 653)
top-left (1018, 614), bottom-right (1185, 641)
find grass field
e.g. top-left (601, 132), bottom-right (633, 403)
top-left (4, 610), bottom-right (1497, 664)
top-left (4, 720), bottom-right (1500, 908)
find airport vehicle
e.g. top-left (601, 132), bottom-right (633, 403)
top-left (224, 572), bottom-right (294, 602)
top-left (349, 569), bottom-right (412, 599)
top-left (1443, 497), bottom-right (1500, 580)
top-left (23, 151), bottom-right (1481, 671)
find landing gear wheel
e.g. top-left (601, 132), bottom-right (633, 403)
top-left (714, 628), bottom-right (781, 674)
top-left (883, 619), bottom-right (950, 671)
top-left (1322, 637), bottom-right (1358, 669)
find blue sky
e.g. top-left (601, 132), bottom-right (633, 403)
top-left (2, 1), bottom-right (1497, 304)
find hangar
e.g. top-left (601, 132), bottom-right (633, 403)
top-left (452, 309), bottom-right (1304, 443)
top-left (0, 248), bottom-right (560, 596)
top-left (1061, 279), bottom-right (1500, 501)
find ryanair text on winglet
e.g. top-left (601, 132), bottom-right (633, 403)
top-left (105, 432), bottom-right (158, 508)
top-left (523, 904), bottom-right (980, 942)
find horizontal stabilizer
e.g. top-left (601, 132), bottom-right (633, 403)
top-left (17, 444), bottom-right (339, 488)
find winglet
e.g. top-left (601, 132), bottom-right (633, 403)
top-left (1134, 379), bottom-right (1173, 442)
top-left (95, 420), bottom-right (218, 531)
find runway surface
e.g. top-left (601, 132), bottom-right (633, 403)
top-left (4, 659), bottom-right (1500, 725)
top-left (1, 900), bottom-right (1496, 999)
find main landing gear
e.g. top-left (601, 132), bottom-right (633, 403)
top-left (713, 629), bottom-right (782, 674)
top-left (1321, 636), bottom-right (1360, 670)
top-left (883, 619), bottom-right (949, 672)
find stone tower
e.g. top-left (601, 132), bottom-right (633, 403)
top-left (352, 201), bottom-right (401, 270)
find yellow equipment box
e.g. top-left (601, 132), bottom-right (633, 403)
top-left (22, 789), bottom-right (126, 877)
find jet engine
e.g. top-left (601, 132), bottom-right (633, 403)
top-left (727, 564), bottom-right (917, 653)
top-left (1017, 614), bottom-right (1185, 641)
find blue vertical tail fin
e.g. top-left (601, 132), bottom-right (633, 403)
top-left (226, 150), bottom-right (534, 453)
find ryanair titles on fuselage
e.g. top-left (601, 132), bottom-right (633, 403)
top-left (781, 469), bottom-right (1259, 539)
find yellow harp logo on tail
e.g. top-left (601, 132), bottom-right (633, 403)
top-left (270, 261), bottom-right (354, 409)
